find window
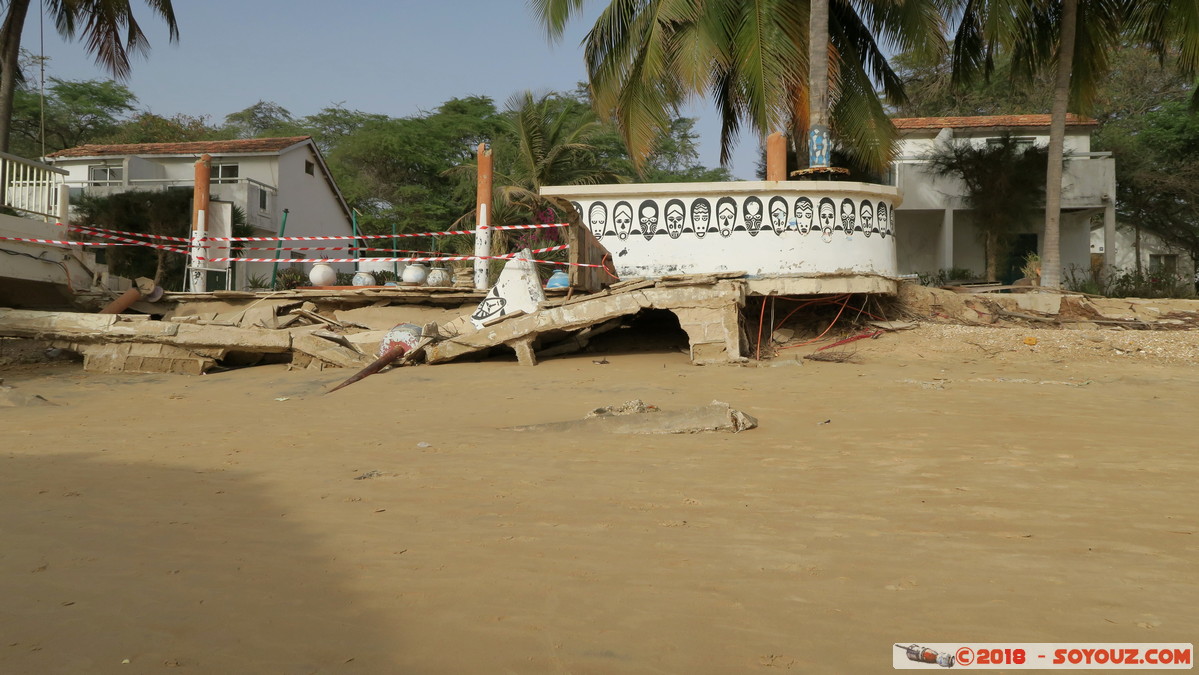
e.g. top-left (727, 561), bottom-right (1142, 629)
top-left (87, 165), bottom-right (122, 185)
top-left (986, 136), bottom-right (1036, 152)
top-left (211, 163), bottom-right (239, 184)
top-left (1149, 254), bottom-right (1178, 276)
top-left (258, 187), bottom-right (269, 212)
top-left (304, 160), bottom-right (315, 176)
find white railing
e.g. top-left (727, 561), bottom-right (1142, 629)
top-left (0, 151), bottom-right (68, 220)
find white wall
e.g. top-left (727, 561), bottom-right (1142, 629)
top-left (542, 181), bottom-right (900, 278)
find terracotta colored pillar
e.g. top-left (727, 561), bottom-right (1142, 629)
top-left (474, 143), bottom-right (493, 290)
top-left (189, 154), bottom-right (212, 292)
top-left (766, 132), bottom-right (787, 181)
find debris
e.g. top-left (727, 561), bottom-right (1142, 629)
top-left (354, 470), bottom-right (383, 480)
top-left (469, 252), bottom-right (546, 330)
top-left (804, 350), bottom-right (858, 363)
top-left (817, 419), bottom-right (831, 425)
top-left (0, 384), bottom-right (57, 407)
top-left (587, 399), bottom-right (658, 416)
top-left (867, 320), bottom-right (915, 331)
top-left (1024, 336), bottom-right (1038, 346)
top-left (325, 342), bottom-right (412, 394)
top-left (506, 400), bottom-right (757, 435)
top-left (815, 330), bottom-right (882, 351)
top-left (416, 442), bottom-right (432, 448)
top-left (273, 397), bottom-right (289, 402)
top-left (771, 328), bottom-right (795, 343)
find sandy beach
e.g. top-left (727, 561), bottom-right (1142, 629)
top-left (2, 322), bottom-right (1197, 673)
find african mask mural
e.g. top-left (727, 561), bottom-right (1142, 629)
top-left (638, 200), bottom-right (659, 240)
top-left (818, 198), bottom-right (836, 238)
top-left (613, 201), bottom-right (633, 240)
top-left (588, 202), bottom-right (608, 239)
top-left (859, 200), bottom-right (874, 238)
top-left (768, 196), bottom-right (788, 235)
top-left (840, 198), bottom-right (856, 233)
top-left (876, 202), bottom-right (890, 238)
top-left (690, 198), bottom-right (711, 238)
top-left (664, 199), bottom-right (686, 239)
top-left (716, 197), bottom-right (737, 237)
top-left (794, 197), bottom-right (814, 235)
top-left (743, 196), bottom-right (764, 236)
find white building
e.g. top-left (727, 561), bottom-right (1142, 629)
top-left (45, 136), bottom-right (354, 289)
top-left (891, 114), bottom-right (1117, 283)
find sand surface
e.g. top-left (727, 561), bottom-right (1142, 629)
top-left (1, 325), bottom-right (1197, 673)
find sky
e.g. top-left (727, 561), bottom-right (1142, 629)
top-left (26, 0), bottom-right (762, 178)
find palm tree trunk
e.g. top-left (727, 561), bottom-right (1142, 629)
top-left (808, 0), bottom-right (830, 169)
top-left (0, 0), bottom-right (30, 155)
top-left (1042, 0), bottom-right (1078, 289)
top-left (985, 230), bottom-right (998, 282)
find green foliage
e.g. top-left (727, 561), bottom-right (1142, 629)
top-left (223, 100), bottom-right (297, 138)
top-left (1064, 264), bottom-right (1196, 298)
top-left (9, 77), bottom-right (137, 156)
top-left (925, 134), bottom-right (1050, 280)
top-left (99, 111), bottom-right (223, 144)
top-left (531, 0), bottom-right (946, 173)
top-left (273, 267), bottom-right (306, 291)
top-left (74, 187), bottom-right (194, 290)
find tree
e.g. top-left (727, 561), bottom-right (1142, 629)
top-left (531, 0), bottom-right (945, 173)
top-left (223, 100), bottom-right (295, 138)
top-left (948, 0), bottom-right (1198, 288)
top-left (926, 134), bottom-right (1050, 281)
top-left (8, 76), bottom-right (136, 156)
top-left (0, 0), bottom-right (179, 153)
top-left (98, 111), bottom-right (222, 144)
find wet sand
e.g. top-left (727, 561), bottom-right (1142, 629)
top-left (1, 326), bottom-right (1196, 673)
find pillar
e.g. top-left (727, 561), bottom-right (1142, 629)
top-left (940, 208), bottom-right (954, 271)
top-left (765, 133), bottom-right (787, 181)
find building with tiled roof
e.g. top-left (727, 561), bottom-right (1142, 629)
top-left (46, 136), bottom-right (353, 290)
top-left (888, 113), bottom-right (1116, 281)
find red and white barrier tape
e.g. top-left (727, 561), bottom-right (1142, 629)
top-left (62, 221), bottom-right (568, 243)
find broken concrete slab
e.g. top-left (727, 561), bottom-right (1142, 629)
top-left (427, 280), bottom-right (746, 365)
top-left (505, 400), bottom-right (757, 434)
top-left (0, 384), bottom-right (59, 407)
top-left (469, 252), bottom-right (546, 329)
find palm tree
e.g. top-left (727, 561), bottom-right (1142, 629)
top-left (0, 0), bottom-right (179, 153)
top-left (491, 90), bottom-right (629, 214)
top-left (530, 0), bottom-right (945, 173)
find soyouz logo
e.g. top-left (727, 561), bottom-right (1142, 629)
top-left (893, 643), bottom-right (1193, 669)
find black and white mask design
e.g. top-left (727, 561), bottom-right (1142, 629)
top-left (743, 196), bottom-right (764, 236)
top-left (818, 198), bottom-right (836, 238)
top-left (690, 199), bottom-right (711, 238)
top-left (877, 202), bottom-right (890, 238)
top-left (840, 198), bottom-right (856, 233)
top-left (613, 201), bottom-right (633, 240)
top-left (716, 197), bottom-right (737, 237)
top-left (588, 202), bottom-right (608, 239)
top-left (795, 197), bottom-right (814, 235)
top-left (639, 200), bottom-right (659, 240)
top-left (859, 200), bottom-right (874, 238)
top-left (664, 199), bottom-right (685, 239)
top-left (768, 197), bottom-right (788, 235)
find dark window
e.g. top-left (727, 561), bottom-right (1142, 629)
top-left (87, 165), bottom-right (122, 186)
top-left (211, 163), bottom-right (239, 184)
top-left (259, 188), bottom-right (268, 211)
top-left (305, 160), bottom-right (315, 176)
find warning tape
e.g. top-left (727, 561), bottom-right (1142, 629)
top-left (62, 221), bottom-right (569, 243)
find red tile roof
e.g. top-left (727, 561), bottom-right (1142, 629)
top-left (891, 114), bottom-right (1097, 130)
top-left (46, 136), bottom-right (312, 158)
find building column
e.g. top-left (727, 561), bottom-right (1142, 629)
top-left (940, 208), bottom-right (954, 270)
top-left (1103, 201), bottom-right (1116, 275)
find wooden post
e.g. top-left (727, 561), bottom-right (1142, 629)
top-left (474, 143), bottom-right (493, 290)
top-left (766, 132), bottom-right (787, 181)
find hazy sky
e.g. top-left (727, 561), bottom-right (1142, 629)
top-left (26, 0), bottom-right (761, 178)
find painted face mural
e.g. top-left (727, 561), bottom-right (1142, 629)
top-left (690, 199), bottom-right (711, 238)
top-left (818, 198), bottom-right (836, 238)
top-left (664, 199), bottom-right (686, 239)
top-left (743, 197), bottom-right (764, 236)
top-left (840, 198), bottom-right (856, 233)
top-left (859, 200), bottom-right (874, 238)
top-left (588, 202), bottom-right (608, 239)
top-left (613, 201), bottom-right (633, 240)
top-left (638, 200), bottom-right (659, 240)
top-left (768, 196), bottom-right (788, 235)
top-left (716, 197), bottom-right (737, 237)
top-left (876, 202), bottom-right (890, 238)
top-left (794, 197), bottom-right (814, 235)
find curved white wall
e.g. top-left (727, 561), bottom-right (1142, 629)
top-left (542, 181), bottom-right (901, 278)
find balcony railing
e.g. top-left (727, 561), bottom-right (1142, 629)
top-left (0, 151), bottom-right (68, 221)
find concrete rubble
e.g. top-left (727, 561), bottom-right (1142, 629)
top-left (505, 399), bottom-right (758, 434)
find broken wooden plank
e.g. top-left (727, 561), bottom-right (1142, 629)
top-left (289, 307), bottom-right (345, 329)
